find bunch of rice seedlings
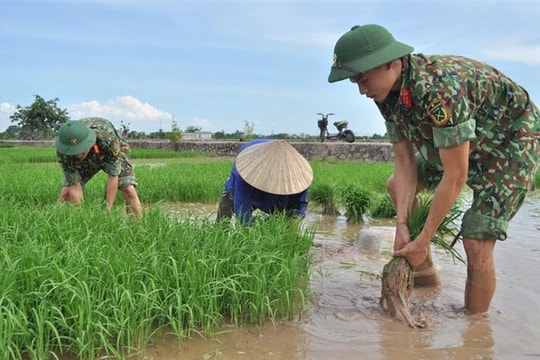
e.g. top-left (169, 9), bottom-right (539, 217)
top-left (308, 182), bottom-right (338, 215)
top-left (340, 184), bottom-right (374, 223)
top-left (408, 194), bottom-right (464, 263)
top-left (370, 193), bottom-right (396, 218)
top-left (380, 194), bottom-right (464, 328)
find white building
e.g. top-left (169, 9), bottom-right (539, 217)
top-left (182, 131), bottom-right (213, 141)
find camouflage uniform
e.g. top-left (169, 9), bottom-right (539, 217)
top-left (379, 54), bottom-right (539, 240)
top-left (57, 117), bottom-right (138, 189)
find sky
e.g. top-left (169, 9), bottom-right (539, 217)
top-left (1, 1), bottom-right (539, 137)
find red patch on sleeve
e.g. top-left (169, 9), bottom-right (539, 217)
top-left (401, 88), bottom-right (412, 108)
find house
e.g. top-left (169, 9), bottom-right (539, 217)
top-left (183, 131), bottom-right (213, 141)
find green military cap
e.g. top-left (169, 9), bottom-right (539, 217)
top-left (328, 24), bottom-right (414, 83)
top-left (56, 121), bottom-right (96, 155)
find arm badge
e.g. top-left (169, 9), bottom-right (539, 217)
top-left (427, 99), bottom-right (451, 127)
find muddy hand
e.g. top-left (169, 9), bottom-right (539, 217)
top-left (394, 223), bottom-right (411, 251)
top-left (392, 241), bottom-right (428, 269)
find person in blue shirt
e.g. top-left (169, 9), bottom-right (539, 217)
top-left (216, 139), bottom-right (313, 225)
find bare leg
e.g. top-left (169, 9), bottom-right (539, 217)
top-left (121, 185), bottom-right (143, 218)
top-left (463, 237), bottom-right (496, 313)
top-left (412, 247), bottom-right (441, 287)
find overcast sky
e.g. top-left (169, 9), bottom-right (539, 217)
top-left (1, 1), bottom-right (539, 136)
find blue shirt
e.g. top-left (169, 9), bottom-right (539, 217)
top-left (224, 139), bottom-right (309, 224)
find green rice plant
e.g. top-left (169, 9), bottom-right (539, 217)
top-left (311, 160), bottom-right (393, 194)
top-left (136, 161), bottom-right (232, 204)
top-left (370, 193), bottom-right (396, 218)
top-left (408, 194), bottom-right (464, 263)
top-left (340, 184), bottom-right (374, 223)
top-left (308, 182), bottom-right (338, 215)
top-left (0, 146), bottom-right (57, 164)
top-left (0, 202), bottom-right (313, 359)
top-left (0, 146), bottom-right (397, 208)
top-left (130, 148), bottom-right (210, 159)
top-left (0, 146), bottom-right (210, 164)
top-left (377, 192), bottom-right (464, 271)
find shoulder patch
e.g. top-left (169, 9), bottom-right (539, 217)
top-left (427, 99), bottom-right (451, 127)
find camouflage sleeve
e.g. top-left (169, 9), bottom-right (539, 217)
top-left (95, 138), bottom-right (122, 176)
top-left (102, 155), bottom-right (123, 177)
top-left (425, 79), bottom-right (478, 149)
top-left (433, 118), bottom-right (477, 148)
top-left (57, 152), bottom-right (82, 186)
top-left (385, 121), bottom-right (405, 143)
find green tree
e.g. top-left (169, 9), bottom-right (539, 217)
top-left (10, 95), bottom-right (70, 140)
top-left (244, 120), bottom-right (254, 141)
top-left (0, 125), bottom-right (21, 139)
top-left (167, 116), bottom-right (182, 144)
top-left (185, 125), bottom-right (201, 133)
top-left (213, 130), bottom-right (226, 139)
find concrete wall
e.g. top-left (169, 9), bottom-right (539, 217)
top-left (0, 140), bottom-right (394, 162)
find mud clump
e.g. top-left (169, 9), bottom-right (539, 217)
top-left (380, 257), bottom-right (427, 328)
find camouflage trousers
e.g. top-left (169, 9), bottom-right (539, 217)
top-left (418, 101), bottom-right (539, 240)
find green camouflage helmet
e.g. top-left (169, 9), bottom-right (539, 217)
top-left (328, 24), bottom-right (414, 83)
top-left (56, 121), bottom-right (96, 155)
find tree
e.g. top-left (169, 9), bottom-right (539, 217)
top-left (185, 125), bottom-right (201, 133)
top-left (167, 116), bottom-right (182, 144)
top-left (213, 130), bottom-right (226, 139)
top-left (10, 95), bottom-right (70, 140)
top-left (244, 121), bottom-right (254, 141)
top-left (0, 125), bottom-right (21, 139)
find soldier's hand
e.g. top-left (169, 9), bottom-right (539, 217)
top-left (393, 240), bottom-right (428, 269)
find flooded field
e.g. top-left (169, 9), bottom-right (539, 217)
top-left (140, 191), bottom-right (540, 359)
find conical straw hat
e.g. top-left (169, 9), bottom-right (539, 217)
top-left (235, 140), bottom-right (313, 195)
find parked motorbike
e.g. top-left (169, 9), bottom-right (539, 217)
top-left (118, 121), bottom-right (130, 139)
top-left (317, 113), bottom-right (355, 143)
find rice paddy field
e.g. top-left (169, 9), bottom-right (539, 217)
top-left (0, 145), bottom-right (399, 360)
top-left (2, 145), bottom-right (539, 359)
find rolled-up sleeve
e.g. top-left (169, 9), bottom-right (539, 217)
top-left (433, 118), bottom-right (477, 148)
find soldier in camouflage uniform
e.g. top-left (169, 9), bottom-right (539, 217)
top-left (56, 117), bottom-right (142, 218)
top-left (328, 24), bottom-right (539, 314)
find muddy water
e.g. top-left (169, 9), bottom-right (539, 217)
top-left (142, 192), bottom-right (540, 359)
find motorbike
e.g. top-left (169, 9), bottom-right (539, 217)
top-left (317, 113), bottom-right (355, 143)
top-left (118, 121), bottom-right (130, 139)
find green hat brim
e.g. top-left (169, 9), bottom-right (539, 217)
top-left (328, 41), bottom-right (413, 83)
top-left (56, 128), bottom-right (96, 156)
